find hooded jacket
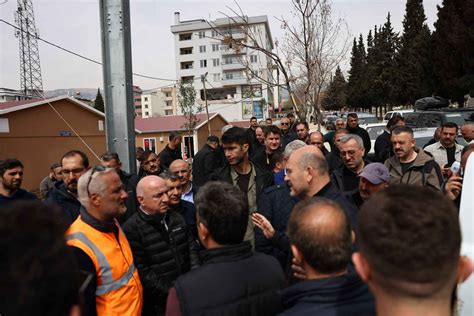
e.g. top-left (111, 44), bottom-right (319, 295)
top-left (385, 147), bottom-right (443, 190)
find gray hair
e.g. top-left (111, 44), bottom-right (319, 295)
top-left (283, 140), bottom-right (306, 159)
top-left (159, 169), bottom-right (179, 181)
top-left (221, 124), bottom-right (233, 134)
top-left (335, 118), bottom-right (346, 124)
top-left (77, 167), bottom-right (114, 209)
top-left (339, 134), bottom-right (364, 149)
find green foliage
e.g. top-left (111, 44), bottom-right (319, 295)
top-left (93, 88), bottom-right (104, 113)
top-left (322, 66), bottom-right (347, 110)
top-left (432, 0), bottom-right (474, 105)
top-left (178, 80), bottom-right (200, 131)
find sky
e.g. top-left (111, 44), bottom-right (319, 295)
top-left (0, 0), bottom-right (442, 91)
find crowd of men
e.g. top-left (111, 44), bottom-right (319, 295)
top-left (1, 112), bottom-right (473, 316)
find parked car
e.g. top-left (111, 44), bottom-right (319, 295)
top-left (383, 109), bottom-right (414, 123)
top-left (342, 112), bottom-right (379, 125)
top-left (404, 109), bottom-right (474, 129)
top-left (364, 123), bottom-right (386, 156)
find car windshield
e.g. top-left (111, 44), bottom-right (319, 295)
top-left (445, 113), bottom-right (465, 126)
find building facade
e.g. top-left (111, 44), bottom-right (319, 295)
top-left (170, 13), bottom-right (276, 123)
top-left (0, 87), bottom-right (35, 103)
top-left (133, 85), bottom-right (143, 116)
top-left (141, 86), bottom-right (178, 118)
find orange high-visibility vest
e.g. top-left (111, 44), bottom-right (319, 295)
top-left (67, 216), bottom-right (143, 316)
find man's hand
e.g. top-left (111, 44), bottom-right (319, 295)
top-left (292, 257), bottom-right (307, 280)
top-left (444, 176), bottom-right (463, 201)
top-left (251, 213), bottom-right (275, 239)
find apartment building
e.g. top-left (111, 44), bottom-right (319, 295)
top-left (141, 86), bottom-right (178, 118)
top-left (170, 12), bottom-right (277, 122)
top-left (133, 85), bottom-right (143, 116)
top-left (0, 87), bottom-right (35, 103)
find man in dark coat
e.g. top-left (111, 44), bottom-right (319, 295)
top-left (279, 198), bottom-right (375, 316)
top-left (0, 158), bottom-right (37, 206)
top-left (138, 150), bottom-right (163, 180)
top-left (159, 131), bottom-right (182, 170)
top-left (123, 175), bottom-right (199, 316)
top-left (374, 115), bottom-right (405, 163)
top-left (211, 127), bottom-right (274, 248)
top-left (280, 117), bottom-right (297, 148)
top-left (347, 113), bottom-right (371, 155)
top-left (191, 135), bottom-right (220, 187)
top-left (47, 150), bottom-right (89, 224)
top-left (252, 125), bottom-right (283, 173)
top-left (325, 129), bottom-right (349, 172)
top-left (100, 151), bottom-right (139, 224)
top-left (166, 181), bottom-right (285, 316)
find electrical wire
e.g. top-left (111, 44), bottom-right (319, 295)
top-left (0, 19), bottom-right (177, 82)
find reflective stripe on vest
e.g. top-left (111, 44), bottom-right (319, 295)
top-left (67, 232), bottom-right (137, 296)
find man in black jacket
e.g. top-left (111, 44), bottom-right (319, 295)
top-left (166, 181), bottom-right (285, 316)
top-left (123, 175), bottom-right (199, 316)
top-left (279, 198), bottom-right (375, 316)
top-left (138, 150), bottom-right (163, 180)
top-left (374, 115), bottom-right (405, 163)
top-left (192, 135), bottom-right (220, 187)
top-left (0, 158), bottom-right (37, 206)
top-left (211, 127), bottom-right (274, 248)
top-left (100, 151), bottom-right (138, 224)
top-left (347, 113), bottom-right (371, 154)
top-left (47, 150), bottom-right (89, 224)
top-left (159, 131), bottom-right (182, 170)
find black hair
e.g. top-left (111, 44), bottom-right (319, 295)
top-left (61, 150), bottom-right (90, 169)
top-left (50, 162), bottom-right (61, 170)
top-left (442, 122), bottom-right (459, 132)
top-left (0, 158), bottom-right (24, 176)
top-left (0, 201), bottom-right (80, 315)
top-left (221, 127), bottom-right (250, 146)
top-left (195, 181), bottom-right (248, 245)
top-left (386, 115), bottom-right (404, 130)
top-left (391, 126), bottom-right (414, 138)
top-left (347, 112), bottom-right (358, 119)
top-left (169, 131), bottom-right (181, 142)
top-left (100, 151), bottom-right (120, 162)
top-left (296, 121), bottom-right (309, 130)
top-left (264, 124), bottom-right (282, 137)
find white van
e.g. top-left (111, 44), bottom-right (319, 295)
top-left (383, 110), bottom-right (414, 123)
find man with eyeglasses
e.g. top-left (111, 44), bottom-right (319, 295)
top-left (280, 117), bottom-right (297, 148)
top-left (67, 166), bottom-right (143, 316)
top-left (169, 159), bottom-right (198, 204)
top-left (47, 150), bottom-right (90, 224)
top-left (138, 150), bottom-right (162, 180)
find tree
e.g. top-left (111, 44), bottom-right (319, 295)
top-left (94, 88), bottom-right (104, 113)
top-left (432, 0), bottom-right (474, 106)
top-left (210, 0), bottom-right (349, 123)
top-left (322, 66), bottom-right (347, 110)
top-left (178, 81), bottom-right (199, 157)
top-left (347, 35), bottom-right (368, 109)
top-left (394, 0), bottom-right (433, 105)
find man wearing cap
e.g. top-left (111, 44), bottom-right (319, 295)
top-left (345, 163), bottom-right (390, 208)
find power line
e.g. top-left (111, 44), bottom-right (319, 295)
top-left (0, 18), bottom-right (177, 82)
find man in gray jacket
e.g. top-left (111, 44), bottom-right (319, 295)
top-left (384, 126), bottom-right (443, 190)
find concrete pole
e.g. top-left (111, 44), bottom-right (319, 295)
top-left (99, 0), bottom-right (136, 173)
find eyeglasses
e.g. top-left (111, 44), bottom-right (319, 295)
top-left (61, 168), bottom-right (85, 177)
top-left (281, 123), bottom-right (289, 126)
top-left (86, 165), bottom-right (107, 196)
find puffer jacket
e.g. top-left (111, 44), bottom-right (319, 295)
top-left (385, 147), bottom-right (443, 190)
top-left (122, 209), bottom-right (199, 316)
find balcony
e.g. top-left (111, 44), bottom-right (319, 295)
top-left (221, 46), bottom-right (247, 56)
top-left (221, 62), bottom-right (246, 71)
top-left (222, 76), bottom-right (248, 86)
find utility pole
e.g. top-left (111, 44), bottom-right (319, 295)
top-left (201, 72), bottom-right (211, 136)
top-left (99, 0), bottom-right (136, 173)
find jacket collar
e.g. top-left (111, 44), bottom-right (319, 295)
top-left (80, 206), bottom-right (118, 234)
top-left (200, 241), bottom-right (253, 264)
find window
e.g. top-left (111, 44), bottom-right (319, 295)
top-left (180, 61), bottom-right (193, 69)
top-left (213, 73), bottom-right (221, 81)
top-left (180, 47), bottom-right (193, 55)
top-left (179, 33), bottom-right (192, 41)
top-left (225, 72), bottom-right (234, 80)
top-left (212, 30), bottom-right (218, 37)
top-left (144, 111), bottom-right (149, 116)
top-left (165, 110), bottom-right (173, 115)
top-left (250, 55), bottom-right (257, 63)
top-left (98, 120), bottom-right (104, 131)
top-left (200, 60), bottom-right (207, 68)
top-left (199, 45), bottom-right (206, 53)
top-left (419, 113), bottom-right (442, 128)
top-left (165, 101), bottom-right (172, 107)
top-left (144, 104), bottom-right (149, 109)
top-left (212, 44), bottom-right (219, 52)
top-left (165, 92), bottom-right (171, 97)
top-left (144, 97), bottom-right (148, 102)
top-left (198, 31), bottom-right (206, 39)
top-left (212, 58), bottom-right (220, 67)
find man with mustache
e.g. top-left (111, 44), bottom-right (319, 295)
top-left (47, 150), bottom-right (90, 224)
top-left (384, 126), bottom-right (443, 190)
top-left (0, 158), bottom-right (37, 206)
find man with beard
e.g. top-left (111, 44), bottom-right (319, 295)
top-left (138, 150), bottom-right (162, 179)
top-left (47, 150), bottom-right (89, 224)
top-left (252, 125), bottom-right (283, 173)
top-left (296, 122), bottom-right (310, 143)
top-left (0, 159), bottom-right (37, 206)
top-left (280, 117), bottom-right (298, 148)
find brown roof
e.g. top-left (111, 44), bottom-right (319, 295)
top-left (228, 120), bottom-right (251, 128)
top-left (135, 113), bottom-right (226, 133)
top-left (0, 98), bottom-right (42, 110)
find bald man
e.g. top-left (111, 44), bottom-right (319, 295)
top-left (461, 123), bottom-right (474, 144)
top-left (170, 159), bottom-right (198, 203)
top-left (123, 176), bottom-right (199, 316)
top-left (279, 198), bottom-right (375, 315)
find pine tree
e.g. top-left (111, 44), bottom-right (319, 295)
top-left (94, 88), bottom-right (104, 113)
top-left (347, 36), bottom-right (368, 109)
top-left (394, 0), bottom-right (433, 105)
top-left (322, 66), bottom-right (347, 110)
top-left (432, 0), bottom-right (474, 106)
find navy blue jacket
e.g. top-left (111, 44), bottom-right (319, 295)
top-left (46, 182), bottom-right (81, 225)
top-left (279, 267), bottom-right (375, 316)
top-left (0, 188), bottom-right (37, 207)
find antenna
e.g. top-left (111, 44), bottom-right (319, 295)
top-left (14, 0), bottom-right (43, 98)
